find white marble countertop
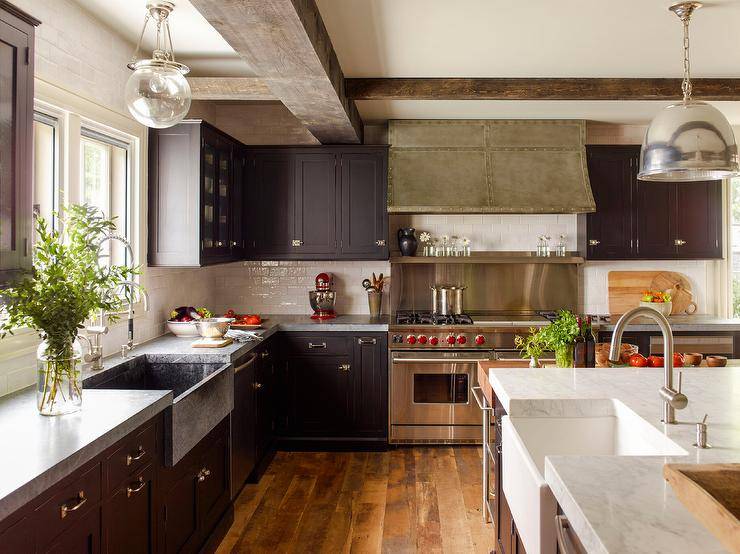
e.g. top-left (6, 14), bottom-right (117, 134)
top-left (487, 366), bottom-right (740, 553)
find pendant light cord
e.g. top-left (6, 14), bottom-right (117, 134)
top-left (681, 12), bottom-right (692, 104)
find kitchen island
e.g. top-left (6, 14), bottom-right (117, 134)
top-left (483, 363), bottom-right (740, 553)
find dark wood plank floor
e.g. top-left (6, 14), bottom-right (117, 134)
top-left (217, 448), bottom-right (495, 553)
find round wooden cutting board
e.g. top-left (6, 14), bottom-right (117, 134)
top-left (650, 272), bottom-right (697, 315)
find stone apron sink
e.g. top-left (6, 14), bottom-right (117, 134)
top-left (84, 356), bottom-right (233, 465)
top-left (502, 398), bottom-right (687, 554)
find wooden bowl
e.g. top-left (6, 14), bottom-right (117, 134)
top-left (595, 342), bottom-right (638, 367)
top-left (682, 353), bottom-right (703, 367)
top-left (706, 355), bottom-right (728, 367)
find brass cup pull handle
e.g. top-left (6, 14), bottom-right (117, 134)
top-left (588, 239), bottom-right (600, 246)
top-left (127, 477), bottom-right (146, 498)
top-left (197, 468), bottom-right (211, 482)
top-left (126, 446), bottom-right (146, 466)
top-left (674, 239), bottom-right (687, 246)
top-left (338, 363), bottom-right (351, 372)
top-left (60, 491), bottom-right (86, 519)
top-left (308, 342), bottom-right (326, 349)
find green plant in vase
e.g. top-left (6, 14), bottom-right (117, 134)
top-left (0, 205), bottom-right (136, 415)
top-left (539, 309), bottom-right (580, 367)
top-left (514, 327), bottom-right (548, 367)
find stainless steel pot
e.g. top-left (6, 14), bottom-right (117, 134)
top-left (431, 285), bottom-right (466, 315)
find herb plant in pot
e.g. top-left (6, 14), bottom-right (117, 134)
top-left (539, 309), bottom-right (580, 368)
top-left (514, 327), bottom-right (548, 367)
top-left (0, 205), bottom-right (136, 415)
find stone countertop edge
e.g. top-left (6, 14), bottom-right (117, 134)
top-left (485, 365), bottom-right (738, 554)
top-left (0, 388), bottom-right (172, 522)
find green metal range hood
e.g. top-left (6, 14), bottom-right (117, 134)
top-left (387, 119), bottom-right (595, 214)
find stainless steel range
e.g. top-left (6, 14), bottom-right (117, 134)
top-left (388, 311), bottom-right (547, 444)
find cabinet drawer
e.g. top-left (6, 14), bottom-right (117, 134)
top-left (105, 422), bottom-right (156, 490)
top-left (284, 334), bottom-right (351, 356)
top-left (35, 462), bottom-right (102, 548)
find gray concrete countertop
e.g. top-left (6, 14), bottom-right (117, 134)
top-left (598, 314), bottom-right (740, 332)
top-left (262, 313), bottom-right (390, 332)
top-left (0, 388), bottom-right (172, 521)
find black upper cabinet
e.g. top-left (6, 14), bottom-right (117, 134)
top-left (583, 146), bottom-right (636, 259)
top-left (149, 120), bottom-right (245, 267)
top-left (582, 145), bottom-right (722, 260)
top-left (0, 4), bottom-right (37, 287)
top-left (340, 152), bottom-right (389, 259)
top-left (247, 146), bottom-right (389, 261)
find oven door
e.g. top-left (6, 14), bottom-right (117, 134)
top-left (391, 350), bottom-right (492, 427)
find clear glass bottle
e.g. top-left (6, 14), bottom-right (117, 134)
top-left (555, 234), bottom-right (567, 257)
top-left (37, 338), bottom-right (83, 416)
top-left (536, 235), bottom-right (550, 257)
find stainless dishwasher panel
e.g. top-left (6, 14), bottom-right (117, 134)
top-left (650, 335), bottom-right (734, 356)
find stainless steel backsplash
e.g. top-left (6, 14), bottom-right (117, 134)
top-left (390, 262), bottom-right (578, 314)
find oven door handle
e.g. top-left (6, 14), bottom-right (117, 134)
top-left (471, 386), bottom-right (492, 411)
top-left (392, 357), bottom-right (491, 364)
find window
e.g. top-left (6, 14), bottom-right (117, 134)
top-left (32, 102), bottom-right (136, 270)
top-left (730, 179), bottom-right (740, 316)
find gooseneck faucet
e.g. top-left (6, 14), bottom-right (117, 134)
top-left (608, 306), bottom-right (688, 424)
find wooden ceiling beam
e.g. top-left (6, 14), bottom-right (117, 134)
top-left (187, 77), bottom-right (276, 101)
top-left (345, 78), bottom-right (740, 101)
top-left (189, 0), bottom-right (362, 143)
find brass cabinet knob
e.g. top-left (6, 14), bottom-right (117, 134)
top-left (588, 239), bottom-right (600, 246)
top-left (292, 239), bottom-right (303, 247)
top-left (253, 382), bottom-right (263, 390)
top-left (375, 239), bottom-right (386, 247)
top-left (674, 239), bottom-right (687, 246)
top-left (338, 363), bottom-right (351, 372)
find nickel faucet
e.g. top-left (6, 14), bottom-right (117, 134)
top-left (117, 280), bottom-right (150, 357)
top-left (608, 306), bottom-right (688, 424)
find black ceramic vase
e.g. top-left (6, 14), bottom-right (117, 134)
top-left (397, 228), bottom-right (418, 256)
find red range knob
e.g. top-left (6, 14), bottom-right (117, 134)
top-left (429, 336), bottom-right (439, 346)
top-left (417, 335), bottom-right (428, 344)
top-left (406, 335), bottom-right (417, 344)
top-left (457, 335), bottom-right (467, 344)
top-left (475, 335), bottom-right (486, 345)
top-left (446, 335), bottom-right (456, 345)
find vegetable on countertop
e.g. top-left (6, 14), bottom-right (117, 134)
top-left (641, 290), bottom-right (672, 303)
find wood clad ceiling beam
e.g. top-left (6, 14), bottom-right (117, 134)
top-left (345, 78), bottom-right (740, 101)
top-left (189, 0), bottom-right (362, 144)
top-left (188, 77), bottom-right (275, 101)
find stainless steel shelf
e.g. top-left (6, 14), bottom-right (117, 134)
top-left (390, 251), bottom-right (584, 264)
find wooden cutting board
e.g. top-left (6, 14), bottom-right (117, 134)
top-left (608, 271), bottom-right (694, 316)
top-left (651, 272), bottom-right (697, 315)
top-left (664, 464), bottom-right (740, 553)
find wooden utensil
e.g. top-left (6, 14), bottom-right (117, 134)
top-left (663, 464), bottom-right (740, 553)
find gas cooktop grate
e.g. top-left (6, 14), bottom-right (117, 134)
top-left (395, 312), bottom-right (474, 325)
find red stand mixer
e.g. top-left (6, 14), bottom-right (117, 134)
top-left (309, 272), bottom-right (337, 320)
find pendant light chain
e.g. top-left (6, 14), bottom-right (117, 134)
top-left (681, 13), bottom-right (692, 103)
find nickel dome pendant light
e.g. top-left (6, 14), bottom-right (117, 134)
top-left (639, 2), bottom-right (739, 181)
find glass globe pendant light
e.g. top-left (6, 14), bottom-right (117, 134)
top-left (639, 2), bottom-right (739, 181)
top-left (125, 2), bottom-right (191, 129)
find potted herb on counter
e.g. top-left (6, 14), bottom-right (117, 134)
top-left (0, 205), bottom-right (136, 415)
top-left (515, 309), bottom-right (580, 368)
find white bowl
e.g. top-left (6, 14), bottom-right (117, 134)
top-left (639, 301), bottom-right (672, 317)
top-left (167, 320), bottom-right (199, 337)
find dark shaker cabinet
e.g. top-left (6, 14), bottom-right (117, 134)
top-left (0, 3), bottom-right (37, 287)
top-left (148, 120), bottom-right (245, 266)
top-left (247, 146), bottom-right (389, 261)
top-left (581, 145), bottom-right (722, 260)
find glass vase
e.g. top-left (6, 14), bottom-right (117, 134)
top-left (555, 344), bottom-right (574, 368)
top-left (37, 338), bottom-right (83, 416)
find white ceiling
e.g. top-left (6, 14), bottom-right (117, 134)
top-left (315, 0), bottom-right (740, 123)
top-left (75, 0), bottom-right (256, 76)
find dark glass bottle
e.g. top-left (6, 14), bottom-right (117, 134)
top-left (574, 316), bottom-right (586, 368)
top-left (585, 315), bottom-right (597, 368)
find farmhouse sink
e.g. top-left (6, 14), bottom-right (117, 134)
top-left (502, 398), bottom-right (686, 554)
top-left (85, 356), bottom-right (234, 465)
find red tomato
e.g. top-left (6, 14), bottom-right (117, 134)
top-left (648, 355), bottom-right (664, 367)
top-left (673, 353), bottom-right (684, 367)
top-left (224, 309), bottom-right (236, 318)
top-left (245, 315), bottom-right (261, 325)
top-left (628, 353), bottom-right (648, 367)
